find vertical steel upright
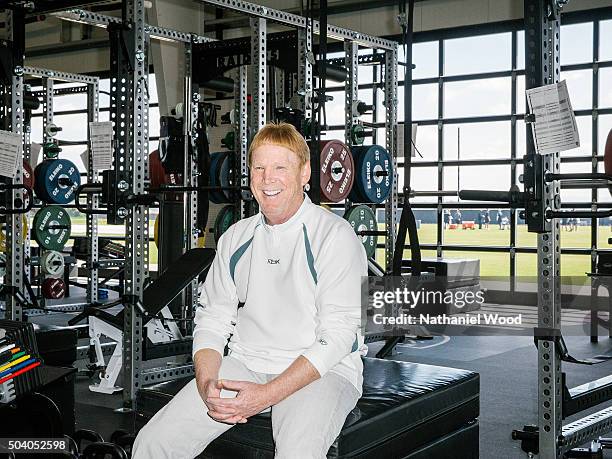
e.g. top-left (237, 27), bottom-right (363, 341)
top-left (344, 41), bottom-right (358, 215)
top-left (87, 80), bottom-right (100, 304)
top-left (384, 46), bottom-right (399, 270)
top-left (183, 39), bottom-right (199, 333)
top-left (120, 0), bottom-right (150, 407)
top-left (250, 18), bottom-right (266, 134)
top-left (524, 1), bottom-right (562, 457)
top-left (297, 27), bottom-right (313, 124)
top-left (2, 8), bottom-right (25, 321)
top-left (235, 66), bottom-right (249, 219)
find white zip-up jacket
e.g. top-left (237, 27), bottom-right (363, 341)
top-left (193, 194), bottom-right (368, 393)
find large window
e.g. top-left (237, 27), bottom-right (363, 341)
top-left (401, 11), bottom-right (611, 276)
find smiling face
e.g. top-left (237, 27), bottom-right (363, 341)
top-left (250, 143), bottom-right (311, 225)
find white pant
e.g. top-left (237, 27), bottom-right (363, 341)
top-left (132, 356), bottom-right (360, 459)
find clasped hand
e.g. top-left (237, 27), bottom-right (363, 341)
top-left (201, 379), bottom-right (272, 424)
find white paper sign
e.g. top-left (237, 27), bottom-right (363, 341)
top-left (526, 80), bottom-right (580, 155)
top-left (30, 143), bottom-right (42, 166)
top-left (88, 121), bottom-right (113, 171)
top-left (80, 150), bottom-right (89, 172)
top-left (396, 123), bottom-right (418, 157)
top-left (0, 130), bottom-right (21, 179)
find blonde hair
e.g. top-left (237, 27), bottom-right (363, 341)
top-left (248, 122), bottom-right (310, 166)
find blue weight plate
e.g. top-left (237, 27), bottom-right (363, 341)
top-left (41, 159), bottom-right (81, 205)
top-left (352, 145), bottom-right (393, 204)
top-left (348, 148), bottom-right (365, 202)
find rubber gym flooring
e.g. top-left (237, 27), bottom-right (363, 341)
top-left (21, 300), bottom-right (612, 458)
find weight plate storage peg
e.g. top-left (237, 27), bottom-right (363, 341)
top-left (40, 250), bottom-right (65, 278)
top-left (350, 145), bottom-right (393, 204)
top-left (344, 205), bottom-right (377, 258)
top-left (41, 278), bottom-right (66, 299)
top-left (214, 205), bottom-right (238, 243)
top-left (34, 159), bottom-right (81, 204)
top-left (319, 140), bottom-right (355, 203)
top-left (33, 205), bottom-right (72, 251)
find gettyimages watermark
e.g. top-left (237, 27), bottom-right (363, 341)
top-left (361, 276), bottom-right (612, 337)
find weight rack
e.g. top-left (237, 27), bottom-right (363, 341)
top-left (4, 0), bottom-right (399, 407)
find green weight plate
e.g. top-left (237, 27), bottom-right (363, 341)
top-left (33, 205), bottom-right (72, 251)
top-left (344, 204), bottom-right (377, 258)
top-left (214, 205), bottom-right (238, 243)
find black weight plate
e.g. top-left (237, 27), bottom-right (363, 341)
top-left (218, 151), bottom-right (237, 203)
top-left (209, 153), bottom-right (225, 204)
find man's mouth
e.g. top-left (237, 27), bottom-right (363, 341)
top-left (262, 190), bottom-right (281, 197)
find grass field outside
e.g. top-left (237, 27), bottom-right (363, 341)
top-left (375, 223), bottom-right (605, 277)
top-left (61, 218), bottom-right (605, 276)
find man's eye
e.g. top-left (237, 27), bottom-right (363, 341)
top-left (276, 166), bottom-right (286, 170)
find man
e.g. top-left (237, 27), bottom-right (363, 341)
top-left (133, 123), bottom-right (367, 458)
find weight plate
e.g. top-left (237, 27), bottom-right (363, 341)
top-left (41, 278), bottom-right (66, 299)
top-left (0, 215), bottom-right (29, 252)
top-left (149, 150), bottom-right (183, 202)
top-left (23, 161), bottom-right (34, 190)
top-left (154, 213), bottom-right (159, 248)
top-left (41, 250), bottom-right (65, 278)
top-left (42, 142), bottom-right (61, 159)
top-left (351, 145), bottom-right (393, 204)
top-left (33, 205), bottom-right (71, 251)
top-left (218, 151), bottom-right (237, 203)
top-left (36, 159), bottom-right (81, 204)
top-left (344, 205), bottom-right (377, 258)
top-left (214, 205), bottom-right (238, 243)
top-left (320, 140), bottom-right (354, 203)
top-left (34, 160), bottom-right (52, 202)
top-left (0, 253), bottom-right (6, 278)
top-left (149, 150), bottom-right (166, 189)
top-left (605, 128), bottom-right (612, 196)
top-left (209, 153), bottom-right (226, 204)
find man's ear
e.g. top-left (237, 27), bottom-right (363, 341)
top-left (301, 161), bottom-right (311, 186)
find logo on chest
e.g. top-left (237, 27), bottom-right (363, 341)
top-left (267, 258), bottom-right (280, 265)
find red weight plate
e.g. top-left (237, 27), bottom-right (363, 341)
top-left (149, 150), bottom-right (166, 189)
top-left (41, 278), bottom-right (66, 299)
top-left (23, 161), bottom-right (34, 190)
top-left (605, 128), bottom-right (612, 197)
top-left (319, 140), bottom-right (354, 203)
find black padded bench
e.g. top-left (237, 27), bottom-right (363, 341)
top-left (136, 357), bottom-right (480, 458)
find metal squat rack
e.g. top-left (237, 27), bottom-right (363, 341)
top-left (17, 0), bottom-right (399, 407)
top-left (519, 1), bottom-right (612, 457)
